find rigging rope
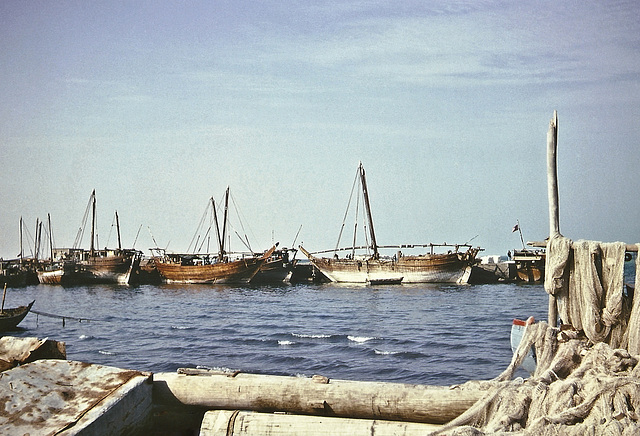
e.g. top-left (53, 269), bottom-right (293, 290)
top-left (335, 169), bottom-right (360, 254)
top-left (73, 192), bottom-right (94, 249)
top-left (187, 199), bottom-right (213, 253)
top-left (229, 192), bottom-right (253, 253)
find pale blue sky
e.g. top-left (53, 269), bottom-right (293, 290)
top-left (2, 1), bottom-right (639, 259)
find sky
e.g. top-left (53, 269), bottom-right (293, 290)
top-left (1, 0), bottom-right (639, 260)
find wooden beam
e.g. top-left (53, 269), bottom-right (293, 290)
top-left (153, 371), bottom-right (483, 425)
top-left (199, 410), bottom-right (444, 435)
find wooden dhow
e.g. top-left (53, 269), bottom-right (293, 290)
top-left (300, 163), bottom-right (480, 284)
top-left (152, 188), bottom-right (276, 284)
top-left (36, 192), bottom-right (141, 285)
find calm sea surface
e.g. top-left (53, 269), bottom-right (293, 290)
top-left (6, 282), bottom-right (549, 385)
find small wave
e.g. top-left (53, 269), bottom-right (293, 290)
top-left (171, 326), bottom-right (193, 330)
top-left (374, 349), bottom-right (400, 355)
top-left (78, 334), bottom-right (94, 340)
top-left (347, 335), bottom-right (377, 343)
top-left (292, 333), bottom-right (332, 339)
top-left (278, 340), bottom-right (295, 346)
top-left (98, 350), bottom-right (116, 355)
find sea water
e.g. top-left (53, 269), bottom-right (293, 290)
top-left (8, 282), bottom-right (549, 385)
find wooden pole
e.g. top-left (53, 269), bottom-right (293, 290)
top-left (199, 410), bottom-right (443, 436)
top-left (1, 283), bottom-right (6, 314)
top-left (153, 371), bottom-right (483, 425)
top-left (547, 111), bottom-right (559, 327)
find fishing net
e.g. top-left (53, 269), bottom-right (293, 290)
top-left (430, 239), bottom-right (640, 435)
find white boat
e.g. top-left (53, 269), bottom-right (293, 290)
top-left (300, 163), bottom-right (480, 284)
top-left (510, 316), bottom-right (536, 375)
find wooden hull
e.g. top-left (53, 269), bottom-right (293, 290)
top-left (37, 268), bottom-right (65, 285)
top-left (37, 264), bottom-right (93, 285)
top-left (513, 249), bottom-right (545, 283)
top-left (37, 252), bottom-right (140, 285)
top-left (250, 258), bottom-right (291, 284)
top-left (302, 249), bottom-right (478, 284)
top-left (154, 257), bottom-right (265, 284)
top-left (80, 253), bottom-right (141, 285)
top-left (0, 301), bottom-right (34, 331)
top-left (516, 265), bottom-right (544, 283)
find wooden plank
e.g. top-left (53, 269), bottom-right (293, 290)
top-left (153, 371), bottom-right (483, 424)
top-left (200, 410), bottom-right (443, 435)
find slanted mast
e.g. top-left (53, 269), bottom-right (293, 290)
top-left (90, 189), bottom-right (96, 255)
top-left (359, 162), bottom-right (378, 259)
top-left (219, 187), bottom-right (229, 261)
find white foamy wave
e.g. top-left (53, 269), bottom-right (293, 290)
top-left (78, 334), bottom-right (94, 340)
top-left (278, 340), bottom-right (295, 345)
top-left (374, 349), bottom-right (400, 355)
top-left (292, 333), bottom-right (332, 339)
top-left (171, 325), bottom-right (193, 330)
top-left (98, 350), bottom-right (116, 355)
top-left (348, 335), bottom-right (376, 343)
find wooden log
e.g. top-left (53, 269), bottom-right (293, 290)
top-left (153, 370), bottom-right (484, 424)
top-left (547, 110), bottom-right (560, 239)
top-left (199, 410), bottom-right (443, 436)
top-left (547, 110), bottom-right (560, 327)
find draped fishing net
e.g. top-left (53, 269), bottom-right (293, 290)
top-left (431, 239), bottom-right (640, 435)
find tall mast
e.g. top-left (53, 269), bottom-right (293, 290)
top-left (90, 190), bottom-right (96, 255)
top-left (211, 197), bottom-right (222, 255)
top-left (48, 213), bottom-right (54, 260)
top-left (34, 218), bottom-right (40, 262)
top-left (219, 187), bottom-right (230, 261)
top-left (359, 162), bottom-right (378, 258)
top-left (115, 211), bottom-right (122, 250)
top-left (19, 217), bottom-right (23, 265)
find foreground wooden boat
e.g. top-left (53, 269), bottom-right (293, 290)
top-left (300, 163), bottom-right (480, 284)
top-left (0, 358), bottom-right (151, 435)
top-left (0, 300), bottom-right (34, 331)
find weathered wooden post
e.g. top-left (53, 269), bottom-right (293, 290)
top-left (547, 110), bottom-right (560, 327)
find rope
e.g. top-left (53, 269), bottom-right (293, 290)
top-left (31, 309), bottom-right (100, 322)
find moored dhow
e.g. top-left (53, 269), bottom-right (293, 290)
top-left (300, 163), bottom-right (480, 284)
top-left (152, 188), bottom-right (276, 284)
top-left (300, 244), bottom-right (479, 284)
top-left (152, 250), bottom-right (274, 284)
top-left (36, 191), bottom-right (142, 285)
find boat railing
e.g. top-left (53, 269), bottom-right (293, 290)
top-left (308, 243), bottom-right (478, 256)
